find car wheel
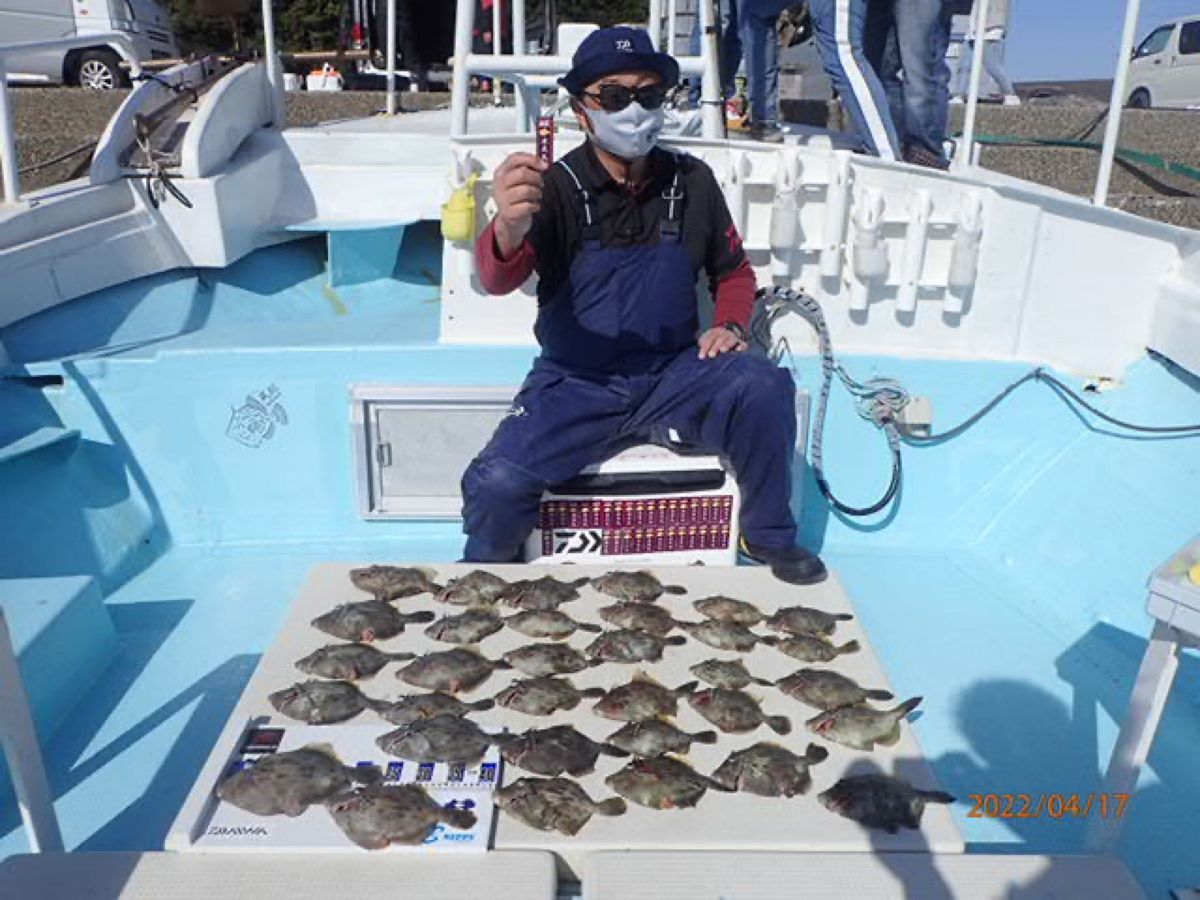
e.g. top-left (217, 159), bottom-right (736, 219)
top-left (77, 50), bottom-right (128, 91)
top-left (1126, 88), bottom-right (1151, 109)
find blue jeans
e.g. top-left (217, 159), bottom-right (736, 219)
top-left (809, 0), bottom-right (901, 158)
top-left (740, 0), bottom-right (789, 125)
top-left (953, 38), bottom-right (1015, 98)
top-left (864, 0), bottom-right (954, 156)
top-left (689, 0), bottom-right (743, 104)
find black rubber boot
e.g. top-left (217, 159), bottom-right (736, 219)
top-left (738, 537), bottom-right (828, 586)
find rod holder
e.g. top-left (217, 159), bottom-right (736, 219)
top-left (897, 190), bottom-right (931, 314)
top-left (820, 153), bottom-right (852, 280)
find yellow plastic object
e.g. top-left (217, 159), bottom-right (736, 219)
top-left (441, 175), bottom-right (479, 243)
top-left (1188, 562), bottom-right (1200, 586)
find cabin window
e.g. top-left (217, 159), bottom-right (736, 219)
top-left (1135, 25), bottom-right (1175, 58)
top-left (1179, 22), bottom-right (1200, 55)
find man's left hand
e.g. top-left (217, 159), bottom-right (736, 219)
top-left (698, 326), bottom-right (749, 359)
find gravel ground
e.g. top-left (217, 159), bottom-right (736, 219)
top-left (9, 87), bottom-right (1200, 229)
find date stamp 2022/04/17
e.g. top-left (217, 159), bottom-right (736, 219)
top-left (967, 793), bottom-right (1130, 820)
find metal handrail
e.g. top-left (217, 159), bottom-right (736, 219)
top-left (1094, 0), bottom-right (1143, 206)
top-left (0, 609), bottom-right (63, 853)
top-left (0, 32), bottom-right (142, 205)
top-left (448, 0), bottom-right (721, 139)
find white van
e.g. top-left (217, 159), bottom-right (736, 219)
top-left (1, 0), bottom-right (178, 90)
top-left (1127, 15), bottom-right (1200, 109)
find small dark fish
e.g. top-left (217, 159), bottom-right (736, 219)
top-left (606, 720), bottom-right (718, 757)
top-left (711, 742), bottom-right (829, 797)
top-left (216, 745), bottom-right (381, 817)
top-left (806, 697), bottom-right (922, 751)
top-left (496, 725), bottom-right (628, 777)
top-left (764, 605), bottom-right (853, 638)
top-left (327, 783), bottom-right (476, 848)
top-left (589, 571), bottom-right (687, 602)
top-left (818, 774), bottom-right (955, 833)
top-left (436, 569), bottom-right (510, 606)
top-left (295, 643), bottom-right (416, 681)
top-left (505, 609), bottom-right (602, 639)
top-left (493, 677), bottom-right (606, 716)
top-left (268, 680), bottom-right (387, 725)
top-left (424, 609), bottom-right (504, 644)
top-left (586, 629), bottom-right (686, 664)
top-left (592, 678), bottom-right (698, 722)
top-left (689, 658), bottom-right (773, 690)
top-left (377, 714), bottom-right (496, 764)
top-left (349, 565), bottom-right (442, 601)
top-left (497, 777), bottom-right (627, 835)
top-left (605, 756), bottom-right (731, 810)
top-left (692, 595), bottom-right (763, 626)
top-left (688, 688), bottom-right (791, 735)
top-left (499, 576), bottom-right (590, 611)
top-left (597, 602), bottom-right (680, 637)
top-left (776, 668), bottom-right (894, 710)
top-left (396, 648), bottom-right (511, 693)
top-left (771, 636), bottom-right (860, 663)
top-left (378, 692), bottom-right (495, 726)
top-left (503, 642), bottom-right (596, 677)
top-left (678, 619), bottom-right (774, 653)
top-left (311, 601), bottom-right (434, 643)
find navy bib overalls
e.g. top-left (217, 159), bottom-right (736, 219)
top-left (462, 153), bottom-right (799, 562)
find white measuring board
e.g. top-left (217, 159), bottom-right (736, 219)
top-left (169, 563), bottom-right (962, 873)
top-left (190, 723), bottom-right (497, 853)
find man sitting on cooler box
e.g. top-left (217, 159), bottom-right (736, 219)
top-left (460, 26), bottom-right (827, 586)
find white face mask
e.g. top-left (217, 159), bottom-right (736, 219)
top-left (584, 101), bottom-right (665, 161)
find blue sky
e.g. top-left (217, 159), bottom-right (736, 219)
top-left (1007, 0), bottom-right (1199, 80)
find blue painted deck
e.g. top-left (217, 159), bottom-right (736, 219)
top-left (1, 230), bottom-right (1198, 897)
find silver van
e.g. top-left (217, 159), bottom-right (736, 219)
top-left (1, 0), bottom-right (178, 90)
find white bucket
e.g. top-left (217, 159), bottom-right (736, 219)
top-left (282, 72), bottom-right (302, 92)
top-left (306, 63), bottom-right (344, 92)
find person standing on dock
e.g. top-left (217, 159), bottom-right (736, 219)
top-left (807, 0), bottom-right (902, 160)
top-left (460, 27), bottom-right (829, 586)
top-left (952, 0), bottom-right (1020, 106)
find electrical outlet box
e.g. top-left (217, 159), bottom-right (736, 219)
top-left (897, 396), bottom-right (934, 437)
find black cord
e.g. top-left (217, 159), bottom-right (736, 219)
top-left (904, 367), bottom-right (1200, 445)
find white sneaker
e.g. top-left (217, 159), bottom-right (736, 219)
top-left (1002, 94), bottom-right (1021, 106)
top-left (949, 96), bottom-right (965, 105)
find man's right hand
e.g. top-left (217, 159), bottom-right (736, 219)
top-left (492, 152), bottom-right (549, 259)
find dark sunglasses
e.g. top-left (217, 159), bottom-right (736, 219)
top-left (582, 83), bottom-right (667, 112)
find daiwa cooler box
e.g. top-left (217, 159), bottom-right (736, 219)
top-left (524, 443), bottom-right (741, 565)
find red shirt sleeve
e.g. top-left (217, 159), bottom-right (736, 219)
top-left (475, 218), bottom-right (537, 295)
top-left (712, 256), bottom-right (757, 332)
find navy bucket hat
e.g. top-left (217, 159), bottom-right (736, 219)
top-left (559, 26), bottom-right (680, 97)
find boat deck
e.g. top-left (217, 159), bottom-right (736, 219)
top-left (1, 239), bottom-right (1199, 896)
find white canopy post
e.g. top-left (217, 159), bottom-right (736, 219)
top-left (699, 0), bottom-right (723, 139)
top-left (260, 0), bottom-right (283, 127)
top-left (386, 0), bottom-right (397, 115)
top-left (957, 0), bottom-right (991, 170)
top-left (0, 610), bottom-right (64, 853)
top-left (0, 56), bottom-right (19, 204)
top-left (513, 0), bottom-right (530, 131)
top-left (649, 0), bottom-right (664, 49)
top-left (1093, 0), bottom-right (1143, 206)
top-left (451, 0), bottom-right (475, 137)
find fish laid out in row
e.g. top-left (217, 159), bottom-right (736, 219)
top-left (377, 714), bottom-right (496, 764)
top-left (763, 605), bottom-right (854, 638)
top-left (504, 643), bottom-right (595, 677)
top-left (692, 595), bottom-right (763, 626)
top-left (771, 635), bottom-right (861, 663)
top-left (689, 658), bottom-right (773, 690)
top-left (589, 571), bottom-right (686, 602)
top-left (688, 688), bottom-right (792, 735)
top-left (397, 648), bottom-right (511, 693)
top-left (605, 756), bottom-right (731, 810)
top-left (327, 782), bottom-right (477, 848)
top-left (818, 774), bottom-right (954, 833)
top-left (216, 746), bottom-right (381, 816)
top-left (506, 609), bottom-right (602, 639)
top-left (678, 619), bottom-right (776, 653)
top-left (807, 697), bottom-right (923, 750)
top-left (379, 691), bottom-right (495, 726)
top-left (425, 608), bottom-right (605, 644)
top-left (311, 601), bottom-right (434, 643)
top-left (592, 678), bottom-right (698, 722)
top-left (295, 643), bottom-right (416, 681)
top-left (776, 668), bottom-right (894, 711)
top-left (349, 565), bottom-right (442, 601)
top-left (494, 677), bottom-right (605, 716)
top-left (500, 576), bottom-right (590, 611)
top-left (497, 776), bottom-right (627, 835)
top-left (497, 724), bottom-right (629, 777)
top-left (436, 569), bottom-right (510, 606)
top-left (597, 601), bottom-right (680, 636)
top-left (586, 629), bottom-right (686, 663)
top-left (606, 720), bottom-right (717, 756)
top-left (268, 680), bottom-right (390, 725)
top-left (711, 742), bottom-right (829, 797)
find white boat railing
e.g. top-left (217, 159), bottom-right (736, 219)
top-left (0, 32), bottom-right (141, 205)
top-left (1094, 0), bottom-right (1143, 206)
top-left (447, 0), bottom-right (722, 139)
top-left (0, 609), bottom-right (63, 854)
